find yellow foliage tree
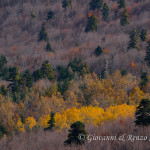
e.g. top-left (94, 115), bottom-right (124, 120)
top-left (38, 115), bottom-right (50, 128)
top-left (16, 120), bottom-right (25, 133)
top-left (129, 87), bottom-right (145, 105)
top-left (25, 117), bottom-right (36, 129)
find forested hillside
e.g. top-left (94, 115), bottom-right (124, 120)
top-left (0, 0), bottom-right (150, 74)
top-left (0, 0), bottom-right (150, 149)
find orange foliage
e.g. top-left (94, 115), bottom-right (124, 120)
top-left (132, 3), bottom-right (137, 8)
top-left (12, 46), bottom-right (17, 51)
top-left (131, 61), bottom-right (136, 71)
top-left (127, 6), bottom-right (131, 13)
top-left (113, 3), bottom-right (118, 9)
top-left (103, 49), bottom-right (109, 53)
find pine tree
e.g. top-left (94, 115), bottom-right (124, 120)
top-left (140, 29), bottom-right (147, 41)
top-left (30, 10), bottom-right (36, 19)
top-left (117, 0), bottom-right (126, 9)
top-left (102, 3), bottom-right (109, 21)
top-left (140, 72), bottom-right (149, 91)
top-left (127, 29), bottom-right (140, 50)
top-left (46, 42), bottom-right (53, 52)
top-left (0, 55), bottom-right (7, 69)
top-left (44, 112), bottom-right (55, 131)
top-left (46, 11), bottom-right (54, 20)
top-left (145, 41), bottom-right (150, 66)
top-left (135, 99), bottom-right (150, 126)
top-left (41, 61), bottom-right (54, 81)
top-left (89, 0), bottom-right (103, 11)
top-left (64, 121), bottom-right (87, 146)
top-left (32, 69), bottom-right (43, 82)
top-left (85, 15), bottom-right (98, 32)
top-left (23, 70), bottom-right (33, 88)
top-left (94, 45), bottom-right (102, 56)
top-left (38, 24), bottom-right (48, 42)
top-left (120, 8), bottom-right (129, 26)
top-left (0, 85), bottom-right (7, 96)
top-left (7, 67), bottom-right (21, 93)
top-left (62, 0), bottom-right (72, 9)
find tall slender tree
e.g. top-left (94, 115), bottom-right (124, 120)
top-left (140, 29), bottom-right (147, 41)
top-left (85, 15), bottom-right (98, 32)
top-left (102, 3), bottom-right (109, 21)
top-left (145, 41), bottom-right (150, 66)
top-left (127, 29), bottom-right (139, 50)
top-left (135, 99), bottom-right (150, 126)
top-left (117, 0), bottom-right (126, 9)
top-left (38, 24), bottom-right (48, 42)
top-left (41, 61), bottom-right (54, 81)
top-left (44, 112), bottom-right (55, 131)
top-left (120, 8), bottom-right (129, 26)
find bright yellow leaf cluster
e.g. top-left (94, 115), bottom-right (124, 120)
top-left (25, 117), bottom-right (36, 129)
top-left (39, 104), bottom-right (135, 130)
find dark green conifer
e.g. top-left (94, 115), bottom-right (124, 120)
top-left (64, 121), bottom-right (87, 146)
top-left (46, 42), bottom-right (53, 52)
top-left (117, 0), bottom-right (126, 9)
top-left (32, 69), bottom-right (43, 82)
top-left (44, 112), bottom-right (55, 131)
top-left (140, 72), bottom-right (149, 90)
top-left (41, 61), bottom-right (54, 81)
top-left (62, 0), bottom-right (72, 9)
top-left (23, 70), bottom-right (33, 88)
top-left (145, 41), bottom-right (150, 66)
top-left (135, 99), bottom-right (150, 126)
top-left (0, 55), bottom-right (7, 69)
top-left (127, 29), bottom-right (139, 50)
top-left (120, 8), bottom-right (129, 26)
top-left (140, 29), bottom-right (147, 41)
top-left (85, 15), bottom-right (98, 32)
top-left (89, 0), bottom-right (103, 11)
top-left (94, 45), bottom-right (102, 56)
top-left (38, 24), bottom-right (48, 42)
top-left (102, 3), bottom-right (109, 21)
top-left (46, 11), bottom-right (55, 20)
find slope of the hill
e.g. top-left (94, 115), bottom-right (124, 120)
top-left (0, 0), bottom-right (150, 75)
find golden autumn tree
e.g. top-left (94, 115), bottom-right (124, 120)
top-left (0, 95), bottom-right (16, 133)
top-left (25, 116), bottom-right (36, 130)
top-left (129, 87), bottom-right (145, 105)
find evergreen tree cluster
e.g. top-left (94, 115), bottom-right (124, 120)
top-left (127, 29), bottom-right (148, 52)
top-left (33, 61), bottom-right (54, 82)
top-left (57, 58), bottom-right (90, 95)
top-left (0, 56), bottom-right (55, 99)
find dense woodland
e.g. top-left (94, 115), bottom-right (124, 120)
top-left (0, 0), bottom-right (150, 149)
